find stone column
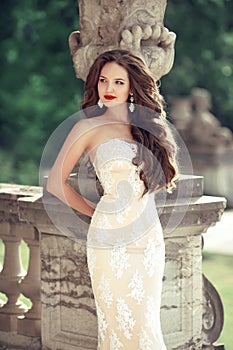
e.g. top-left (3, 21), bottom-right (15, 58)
top-left (0, 190), bottom-right (29, 332)
top-left (0, 234), bottom-right (26, 331)
top-left (69, 0), bottom-right (176, 81)
top-left (18, 229), bottom-right (41, 337)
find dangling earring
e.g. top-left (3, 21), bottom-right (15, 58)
top-left (129, 93), bottom-right (135, 113)
top-left (98, 99), bottom-right (104, 108)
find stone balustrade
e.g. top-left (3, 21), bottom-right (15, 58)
top-left (0, 176), bottom-right (227, 350)
top-left (0, 184), bottom-right (42, 349)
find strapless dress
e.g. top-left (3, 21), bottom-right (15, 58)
top-left (87, 138), bottom-right (167, 350)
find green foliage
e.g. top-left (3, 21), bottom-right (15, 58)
top-left (1, 1), bottom-right (233, 185)
top-left (0, 0), bottom-right (83, 185)
top-left (162, 0), bottom-right (233, 129)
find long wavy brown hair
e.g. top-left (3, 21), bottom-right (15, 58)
top-left (82, 49), bottom-right (179, 195)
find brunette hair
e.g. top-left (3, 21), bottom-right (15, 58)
top-left (82, 49), bottom-right (179, 194)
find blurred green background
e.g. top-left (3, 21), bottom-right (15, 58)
top-left (0, 0), bottom-right (233, 185)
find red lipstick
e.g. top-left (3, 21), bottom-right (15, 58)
top-left (104, 95), bottom-right (116, 100)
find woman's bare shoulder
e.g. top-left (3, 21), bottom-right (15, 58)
top-left (75, 116), bottom-right (111, 133)
top-left (72, 117), bottom-right (95, 133)
top-left (76, 115), bottom-right (107, 127)
top-left (70, 116), bottom-right (108, 144)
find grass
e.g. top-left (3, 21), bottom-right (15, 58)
top-left (202, 252), bottom-right (233, 350)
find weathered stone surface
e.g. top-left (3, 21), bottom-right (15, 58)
top-left (162, 234), bottom-right (203, 349)
top-left (0, 330), bottom-right (41, 350)
top-left (0, 184), bottom-right (42, 218)
top-left (41, 234), bottom-right (97, 350)
top-left (69, 0), bottom-right (176, 81)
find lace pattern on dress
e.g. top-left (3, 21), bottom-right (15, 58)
top-left (127, 270), bottom-right (145, 304)
top-left (115, 298), bottom-right (136, 340)
top-left (109, 244), bottom-right (131, 279)
top-left (95, 301), bottom-right (108, 342)
top-left (97, 274), bottom-right (113, 308)
top-left (110, 330), bottom-right (123, 350)
top-left (138, 327), bottom-right (154, 350)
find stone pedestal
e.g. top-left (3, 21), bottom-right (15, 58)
top-left (188, 147), bottom-right (233, 207)
top-left (16, 175), bottom-right (226, 350)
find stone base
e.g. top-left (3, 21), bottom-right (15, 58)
top-left (0, 314), bottom-right (18, 332)
top-left (0, 330), bottom-right (41, 350)
top-left (203, 344), bottom-right (225, 350)
top-left (17, 317), bottom-right (41, 337)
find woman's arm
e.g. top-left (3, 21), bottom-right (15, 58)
top-left (47, 119), bottom-right (95, 217)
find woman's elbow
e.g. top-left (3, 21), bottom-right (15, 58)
top-left (46, 175), bottom-right (56, 196)
top-left (46, 171), bottom-right (61, 198)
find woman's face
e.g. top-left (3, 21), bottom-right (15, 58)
top-left (98, 61), bottom-right (131, 107)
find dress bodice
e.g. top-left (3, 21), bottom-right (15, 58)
top-left (88, 139), bottom-right (162, 248)
top-left (93, 138), bottom-right (145, 199)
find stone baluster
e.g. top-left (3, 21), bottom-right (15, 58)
top-left (18, 228), bottom-right (41, 337)
top-left (0, 229), bottom-right (26, 331)
top-left (0, 184), bottom-right (42, 350)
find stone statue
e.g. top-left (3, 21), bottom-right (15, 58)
top-left (69, 0), bottom-right (176, 81)
top-left (189, 88), bottom-right (233, 148)
top-left (170, 88), bottom-right (233, 149)
top-left (168, 96), bottom-right (193, 142)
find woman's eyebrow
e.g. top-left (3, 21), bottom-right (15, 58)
top-left (99, 75), bottom-right (125, 81)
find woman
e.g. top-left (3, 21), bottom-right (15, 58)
top-left (47, 49), bottom-right (178, 349)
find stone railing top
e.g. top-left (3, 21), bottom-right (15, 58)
top-left (0, 183), bottom-right (42, 199)
top-left (0, 175), bottom-right (227, 239)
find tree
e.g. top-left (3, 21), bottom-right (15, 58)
top-left (0, 0), bottom-right (83, 184)
top-left (162, 0), bottom-right (233, 130)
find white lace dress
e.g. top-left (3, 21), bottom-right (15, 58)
top-left (87, 139), bottom-right (167, 350)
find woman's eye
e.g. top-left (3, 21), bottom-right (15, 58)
top-left (99, 78), bottom-right (106, 83)
top-left (116, 80), bottom-right (124, 85)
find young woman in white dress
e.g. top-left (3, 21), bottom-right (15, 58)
top-left (47, 49), bottom-right (178, 349)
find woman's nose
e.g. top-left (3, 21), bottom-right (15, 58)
top-left (106, 82), bottom-right (114, 92)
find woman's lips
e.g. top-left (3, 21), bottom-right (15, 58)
top-left (104, 95), bottom-right (116, 100)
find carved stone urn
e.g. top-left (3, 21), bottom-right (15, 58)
top-left (69, 0), bottom-right (176, 81)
